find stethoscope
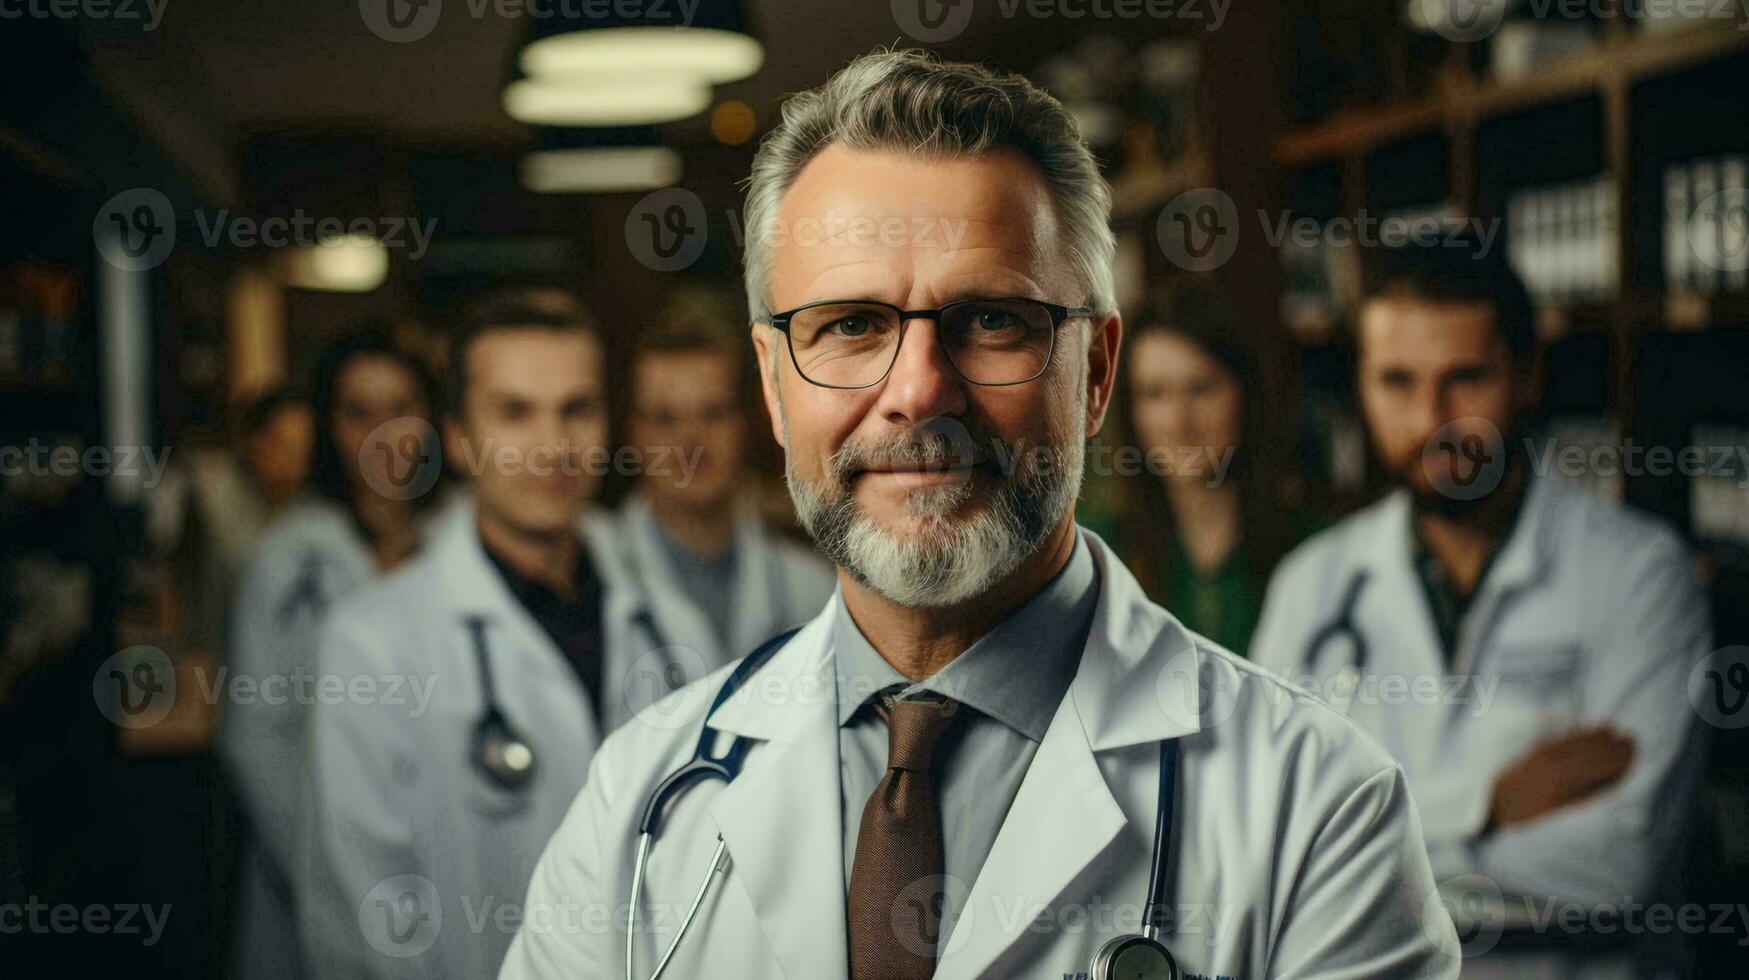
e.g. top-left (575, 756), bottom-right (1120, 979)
top-left (467, 616), bottom-right (538, 791)
top-left (1300, 570), bottom-right (1372, 682)
top-left (626, 629), bottom-right (1185, 980)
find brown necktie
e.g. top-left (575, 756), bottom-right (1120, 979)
top-left (847, 693), bottom-right (960, 980)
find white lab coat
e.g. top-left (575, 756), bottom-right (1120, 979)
top-left (221, 499), bottom-right (382, 980)
top-left (296, 500), bottom-right (686, 980)
top-left (499, 526), bottom-right (1460, 980)
top-left (1251, 473), bottom-right (1710, 979)
top-left (614, 491), bottom-right (833, 670)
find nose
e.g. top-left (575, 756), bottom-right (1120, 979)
top-left (873, 316), bottom-right (968, 425)
top-left (1404, 382), bottom-right (1454, 446)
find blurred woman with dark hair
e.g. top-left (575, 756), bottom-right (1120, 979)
top-left (220, 325), bottom-right (444, 980)
top-left (1095, 280), bottom-right (1322, 655)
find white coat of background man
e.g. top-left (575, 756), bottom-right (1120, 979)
top-left (500, 49), bottom-right (1457, 980)
top-left (616, 284), bottom-right (833, 672)
top-left (298, 298), bottom-right (683, 979)
top-left (1251, 239), bottom-right (1710, 978)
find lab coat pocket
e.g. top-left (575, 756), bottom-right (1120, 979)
top-left (1479, 642), bottom-right (1585, 751)
top-left (1488, 642), bottom-right (1582, 709)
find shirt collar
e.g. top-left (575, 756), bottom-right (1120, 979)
top-left (830, 532), bottom-right (1099, 742)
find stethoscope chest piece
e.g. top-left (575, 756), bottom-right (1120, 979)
top-left (1092, 934), bottom-right (1180, 980)
top-left (473, 707), bottom-right (537, 791)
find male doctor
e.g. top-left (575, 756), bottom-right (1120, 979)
top-left (616, 285), bottom-right (833, 670)
top-left (501, 50), bottom-right (1455, 980)
top-left (298, 302), bottom-right (679, 979)
top-left (1251, 240), bottom-right (1709, 976)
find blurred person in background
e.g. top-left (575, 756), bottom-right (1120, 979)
top-left (1252, 238), bottom-right (1709, 978)
top-left (616, 284), bottom-right (832, 669)
top-left (221, 328), bottom-right (445, 980)
top-left (297, 298), bottom-right (682, 980)
top-left (170, 385), bottom-right (315, 656)
top-left (1088, 279), bottom-right (1322, 654)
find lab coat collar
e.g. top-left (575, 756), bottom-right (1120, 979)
top-left (429, 499), bottom-right (635, 727)
top-left (704, 524), bottom-right (1204, 748)
top-left (1351, 472), bottom-right (1558, 616)
top-left (619, 489), bottom-right (784, 659)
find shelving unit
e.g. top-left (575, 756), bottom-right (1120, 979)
top-left (1260, 19), bottom-right (1749, 514)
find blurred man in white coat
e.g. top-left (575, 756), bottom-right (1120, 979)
top-left (500, 50), bottom-right (1457, 980)
top-left (616, 285), bottom-right (832, 673)
top-left (1252, 240), bottom-right (1710, 978)
top-left (298, 300), bottom-right (684, 980)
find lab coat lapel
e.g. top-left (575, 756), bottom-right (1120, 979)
top-left (936, 530), bottom-right (1202, 980)
top-left (432, 502), bottom-right (599, 739)
top-left (705, 617), bottom-right (849, 979)
top-left (934, 694), bottom-right (1127, 980)
top-left (1451, 472), bottom-right (1556, 675)
top-left (1353, 492), bottom-right (1446, 680)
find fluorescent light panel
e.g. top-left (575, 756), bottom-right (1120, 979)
top-left (519, 147), bottom-right (683, 193)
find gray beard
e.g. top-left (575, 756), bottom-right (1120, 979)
top-left (786, 422), bottom-right (1084, 609)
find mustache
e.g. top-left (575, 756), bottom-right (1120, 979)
top-left (827, 420), bottom-right (1012, 486)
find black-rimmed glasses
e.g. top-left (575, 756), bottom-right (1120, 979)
top-left (768, 297), bottom-right (1094, 389)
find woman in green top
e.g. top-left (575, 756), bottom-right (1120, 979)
top-left (1093, 280), bottom-right (1320, 655)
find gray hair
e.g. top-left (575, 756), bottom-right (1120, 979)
top-left (741, 48), bottom-right (1116, 323)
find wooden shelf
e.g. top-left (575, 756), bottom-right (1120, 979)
top-left (1273, 24), bottom-right (1749, 167)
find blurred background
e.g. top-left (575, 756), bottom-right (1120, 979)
top-left (2, 0), bottom-right (1747, 975)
